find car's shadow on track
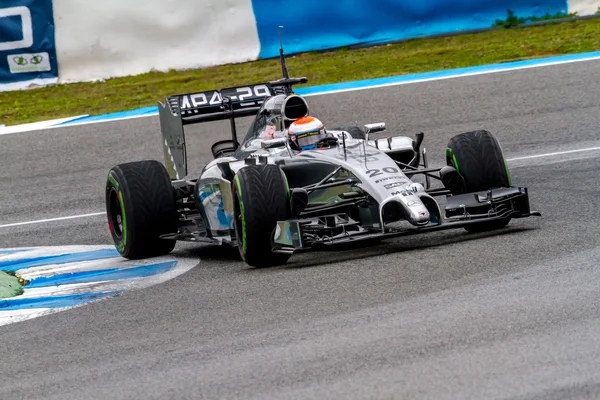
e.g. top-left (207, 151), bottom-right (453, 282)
top-left (182, 244), bottom-right (242, 263)
top-left (278, 226), bottom-right (537, 270)
top-left (178, 225), bottom-right (538, 272)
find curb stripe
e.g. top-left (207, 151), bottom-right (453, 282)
top-left (0, 248), bottom-right (119, 271)
top-left (26, 261), bottom-right (177, 288)
top-left (0, 249), bottom-right (30, 255)
top-left (49, 51), bottom-right (600, 125)
top-left (0, 291), bottom-right (121, 310)
top-left (57, 106), bottom-right (158, 126)
top-left (295, 51), bottom-right (600, 96)
top-left (0, 246), bottom-right (200, 326)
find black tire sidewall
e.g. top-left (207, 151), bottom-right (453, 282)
top-left (447, 130), bottom-right (510, 193)
top-left (105, 161), bottom-right (177, 259)
top-left (446, 130), bottom-right (513, 232)
top-left (106, 169), bottom-right (128, 254)
top-left (232, 164), bottom-right (291, 267)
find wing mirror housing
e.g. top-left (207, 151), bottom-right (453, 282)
top-left (363, 122), bottom-right (386, 134)
top-left (363, 122), bottom-right (386, 144)
top-left (261, 137), bottom-right (288, 149)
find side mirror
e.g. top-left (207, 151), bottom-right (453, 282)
top-left (261, 137), bottom-right (288, 149)
top-left (363, 123), bottom-right (386, 134)
top-left (364, 122), bottom-right (386, 144)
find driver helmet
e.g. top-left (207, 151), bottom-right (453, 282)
top-left (288, 117), bottom-right (327, 151)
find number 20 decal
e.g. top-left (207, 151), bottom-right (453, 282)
top-left (366, 167), bottom-right (398, 178)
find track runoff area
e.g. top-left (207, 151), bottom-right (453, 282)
top-left (2, 47), bottom-right (600, 399)
top-left (0, 52), bottom-right (598, 316)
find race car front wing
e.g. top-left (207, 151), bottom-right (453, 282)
top-left (272, 186), bottom-right (541, 254)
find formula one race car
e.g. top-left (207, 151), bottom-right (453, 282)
top-left (105, 37), bottom-right (540, 268)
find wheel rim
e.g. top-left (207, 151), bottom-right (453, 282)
top-left (108, 187), bottom-right (124, 239)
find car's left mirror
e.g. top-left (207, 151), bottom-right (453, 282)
top-left (261, 137), bottom-right (288, 149)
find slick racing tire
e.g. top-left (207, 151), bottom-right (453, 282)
top-left (232, 164), bottom-right (291, 268)
top-left (446, 130), bottom-right (512, 233)
top-left (106, 160), bottom-right (178, 259)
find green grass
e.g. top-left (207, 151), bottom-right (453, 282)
top-left (2, 19), bottom-right (600, 126)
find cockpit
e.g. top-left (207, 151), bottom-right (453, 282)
top-left (240, 94), bottom-right (310, 146)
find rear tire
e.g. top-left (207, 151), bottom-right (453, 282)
top-left (106, 160), bottom-right (178, 259)
top-left (446, 130), bottom-right (512, 233)
top-left (233, 164), bottom-right (291, 268)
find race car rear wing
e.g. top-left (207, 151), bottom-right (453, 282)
top-left (158, 77), bottom-right (307, 180)
top-left (159, 26), bottom-right (306, 180)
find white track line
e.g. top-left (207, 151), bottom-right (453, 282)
top-left (0, 212), bottom-right (106, 228)
top-left (506, 146), bottom-right (600, 161)
top-left (2, 145), bottom-right (600, 229)
top-left (301, 55), bottom-right (600, 97)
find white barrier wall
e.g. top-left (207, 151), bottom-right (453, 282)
top-left (568, 0), bottom-right (600, 14)
top-left (52, 0), bottom-right (261, 83)
top-left (3, 0), bottom-right (600, 89)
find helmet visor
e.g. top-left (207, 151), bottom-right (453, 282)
top-left (296, 130), bottom-right (323, 149)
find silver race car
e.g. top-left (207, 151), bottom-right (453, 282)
top-left (105, 41), bottom-right (540, 267)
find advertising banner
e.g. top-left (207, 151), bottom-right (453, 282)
top-left (0, 0), bottom-right (58, 91)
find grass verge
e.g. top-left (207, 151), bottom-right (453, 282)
top-left (1, 19), bottom-right (600, 126)
top-left (0, 271), bottom-right (25, 299)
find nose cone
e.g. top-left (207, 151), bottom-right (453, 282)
top-left (406, 199), bottom-right (431, 225)
top-left (381, 196), bottom-right (431, 228)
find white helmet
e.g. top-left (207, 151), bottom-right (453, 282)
top-left (288, 116), bottom-right (327, 151)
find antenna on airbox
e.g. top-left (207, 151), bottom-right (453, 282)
top-left (271, 26), bottom-right (307, 95)
top-left (278, 25), bottom-right (290, 79)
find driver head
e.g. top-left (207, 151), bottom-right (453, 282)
top-left (288, 116), bottom-right (327, 151)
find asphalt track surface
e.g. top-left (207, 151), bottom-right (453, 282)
top-left (2, 60), bottom-right (600, 399)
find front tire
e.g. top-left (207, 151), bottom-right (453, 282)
top-left (105, 160), bottom-right (178, 259)
top-left (446, 130), bottom-right (512, 233)
top-left (232, 164), bottom-right (291, 268)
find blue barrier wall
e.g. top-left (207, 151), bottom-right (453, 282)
top-left (252, 0), bottom-right (569, 58)
top-left (0, 0), bottom-right (58, 90)
top-left (0, 0), bottom-right (582, 93)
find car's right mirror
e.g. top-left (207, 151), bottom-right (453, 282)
top-left (364, 123), bottom-right (386, 134)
